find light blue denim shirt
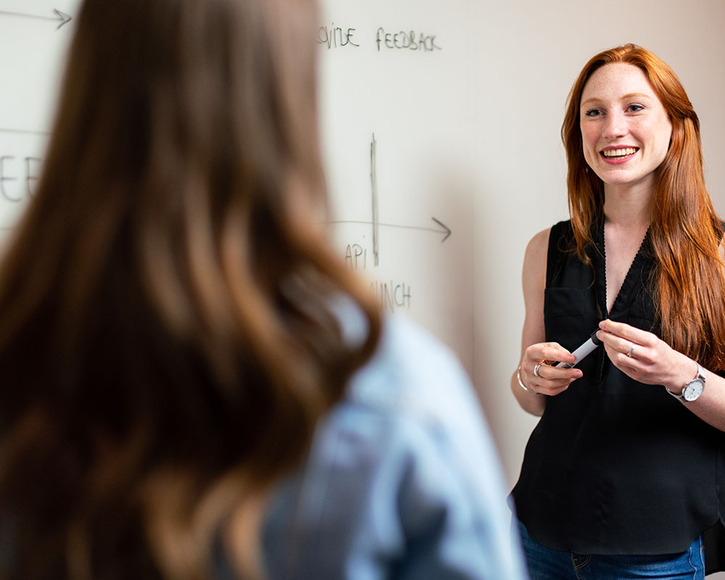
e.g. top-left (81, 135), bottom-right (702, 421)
top-left (261, 308), bottom-right (528, 579)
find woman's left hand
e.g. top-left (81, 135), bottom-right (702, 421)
top-left (597, 319), bottom-right (693, 389)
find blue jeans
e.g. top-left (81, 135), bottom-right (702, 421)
top-left (517, 520), bottom-right (705, 580)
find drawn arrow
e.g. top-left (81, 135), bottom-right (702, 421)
top-left (351, 132), bottom-right (451, 269)
top-left (330, 217), bottom-right (452, 243)
top-left (430, 217), bottom-right (452, 242)
top-left (0, 8), bottom-right (72, 30)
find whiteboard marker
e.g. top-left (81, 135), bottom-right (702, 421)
top-left (555, 330), bottom-right (602, 368)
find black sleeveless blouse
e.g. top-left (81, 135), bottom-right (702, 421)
top-left (512, 219), bottom-right (725, 562)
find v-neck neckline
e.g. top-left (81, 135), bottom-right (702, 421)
top-left (596, 218), bottom-right (651, 319)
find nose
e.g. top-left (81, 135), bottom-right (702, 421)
top-left (603, 110), bottom-right (627, 139)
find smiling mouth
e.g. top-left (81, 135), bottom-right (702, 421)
top-left (601, 147), bottom-right (638, 159)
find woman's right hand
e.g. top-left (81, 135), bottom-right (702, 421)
top-left (518, 342), bottom-right (582, 397)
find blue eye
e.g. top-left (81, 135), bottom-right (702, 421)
top-left (628, 104), bottom-right (644, 112)
top-left (584, 109), bottom-right (602, 117)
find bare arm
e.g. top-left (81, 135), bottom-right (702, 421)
top-left (510, 228), bottom-right (583, 416)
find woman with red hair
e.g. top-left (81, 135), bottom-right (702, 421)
top-left (511, 44), bottom-right (725, 578)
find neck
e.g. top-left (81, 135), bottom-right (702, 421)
top-left (603, 181), bottom-right (652, 230)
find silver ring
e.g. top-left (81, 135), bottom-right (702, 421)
top-left (626, 344), bottom-right (635, 358)
top-left (533, 362), bottom-right (543, 378)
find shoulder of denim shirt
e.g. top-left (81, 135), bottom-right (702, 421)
top-left (330, 293), bottom-right (482, 433)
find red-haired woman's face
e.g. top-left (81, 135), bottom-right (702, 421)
top-left (579, 62), bottom-right (672, 193)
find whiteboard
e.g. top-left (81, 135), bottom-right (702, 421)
top-left (0, 0), bottom-right (76, 234)
top-left (318, 0), bottom-right (476, 371)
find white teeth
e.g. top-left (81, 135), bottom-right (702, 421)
top-left (602, 147), bottom-right (637, 158)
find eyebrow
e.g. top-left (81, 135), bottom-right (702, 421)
top-left (581, 92), bottom-right (654, 107)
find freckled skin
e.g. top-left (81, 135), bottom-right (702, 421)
top-left (579, 62), bottom-right (672, 192)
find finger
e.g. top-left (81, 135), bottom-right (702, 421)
top-left (531, 375), bottom-right (579, 397)
top-left (533, 342), bottom-right (576, 366)
top-left (535, 385), bottom-right (570, 397)
top-left (618, 354), bottom-right (644, 377)
top-left (599, 336), bottom-right (650, 375)
top-left (599, 332), bottom-right (637, 357)
top-left (524, 367), bottom-right (582, 399)
top-left (599, 319), bottom-right (654, 346)
top-left (598, 327), bottom-right (661, 369)
top-left (533, 362), bottom-right (582, 382)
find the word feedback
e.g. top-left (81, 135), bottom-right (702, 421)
top-left (375, 28), bottom-right (441, 52)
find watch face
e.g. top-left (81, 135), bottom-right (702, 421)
top-left (683, 378), bottom-right (705, 402)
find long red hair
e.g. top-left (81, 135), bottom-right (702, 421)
top-left (562, 44), bottom-right (725, 369)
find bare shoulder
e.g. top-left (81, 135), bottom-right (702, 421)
top-left (522, 227), bottom-right (551, 274)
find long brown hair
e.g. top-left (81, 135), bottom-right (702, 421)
top-left (0, 0), bottom-right (381, 578)
top-left (561, 43), bottom-right (725, 370)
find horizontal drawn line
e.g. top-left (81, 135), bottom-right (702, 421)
top-left (329, 217), bottom-right (452, 242)
top-left (0, 9), bottom-right (72, 30)
top-left (0, 128), bottom-right (50, 136)
top-left (332, 219), bottom-right (435, 231)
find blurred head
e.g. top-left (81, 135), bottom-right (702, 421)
top-left (21, 0), bottom-right (342, 359)
top-left (59, 0), bottom-right (324, 183)
top-left (0, 0), bottom-right (381, 578)
top-left (41, 0), bottom-right (326, 305)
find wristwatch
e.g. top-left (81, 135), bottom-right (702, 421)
top-left (666, 364), bottom-right (706, 402)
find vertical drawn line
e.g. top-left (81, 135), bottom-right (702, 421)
top-left (370, 133), bottom-right (379, 266)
